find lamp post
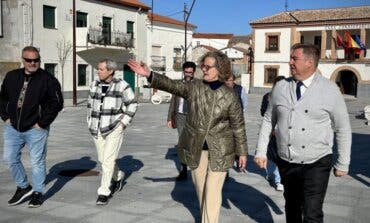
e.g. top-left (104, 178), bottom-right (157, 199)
top-left (183, 0), bottom-right (196, 62)
top-left (72, 0), bottom-right (77, 106)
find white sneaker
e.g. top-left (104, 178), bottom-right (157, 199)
top-left (275, 183), bottom-right (284, 191)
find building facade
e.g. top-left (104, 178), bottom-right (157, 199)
top-left (0, 0), bottom-right (150, 99)
top-left (250, 6), bottom-right (370, 98)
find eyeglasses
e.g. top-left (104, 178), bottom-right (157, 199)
top-left (200, 64), bottom-right (216, 71)
top-left (23, 58), bottom-right (40, 63)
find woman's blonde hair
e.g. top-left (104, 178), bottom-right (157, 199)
top-left (200, 51), bottom-right (232, 82)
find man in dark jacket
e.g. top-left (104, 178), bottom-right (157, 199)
top-left (167, 61), bottom-right (196, 181)
top-left (0, 46), bottom-right (63, 208)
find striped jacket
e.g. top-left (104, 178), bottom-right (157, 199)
top-left (87, 78), bottom-right (138, 137)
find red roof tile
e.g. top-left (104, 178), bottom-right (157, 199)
top-left (250, 6), bottom-right (370, 26)
top-left (193, 33), bottom-right (234, 39)
top-left (101, 0), bottom-right (150, 11)
top-left (148, 13), bottom-right (196, 28)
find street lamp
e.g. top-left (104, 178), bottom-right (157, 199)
top-left (184, 0), bottom-right (196, 62)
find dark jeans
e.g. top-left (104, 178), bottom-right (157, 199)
top-left (277, 154), bottom-right (332, 223)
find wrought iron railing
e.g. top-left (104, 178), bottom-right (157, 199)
top-left (87, 27), bottom-right (134, 48)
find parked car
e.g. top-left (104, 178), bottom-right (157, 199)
top-left (150, 90), bottom-right (172, 104)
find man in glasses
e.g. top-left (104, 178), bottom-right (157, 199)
top-left (0, 46), bottom-right (64, 208)
top-left (167, 61), bottom-right (196, 181)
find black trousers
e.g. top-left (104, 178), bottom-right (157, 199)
top-left (277, 154), bottom-right (332, 223)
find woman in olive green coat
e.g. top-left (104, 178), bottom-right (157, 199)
top-left (128, 51), bottom-right (247, 223)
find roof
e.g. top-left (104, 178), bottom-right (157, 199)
top-left (148, 13), bottom-right (197, 28)
top-left (219, 46), bottom-right (249, 54)
top-left (101, 0), bottom-right (150, 11)
top-left (193, 33), bottom-right (234, 39)
top-left (250, 6), bottom-right (370, 27)
top-left (194, 45), bottom-right (218, 52)
top-left (227, 35), bottom-right (253, 47)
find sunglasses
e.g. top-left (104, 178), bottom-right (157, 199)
top-left (200, 64), bottom-right (216, 71)
top-left (23, 58), bottom-right (41, 63)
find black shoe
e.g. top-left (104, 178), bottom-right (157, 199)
top-left (8, 185), bottom-right (33, 206)
top-left (176, 169), bottom-right (188, 181)
top-left (96, 195), bottom-right (110, 205)
top-left (110, 179), bottom-right (124, 195)
top-left (28, 192), bottom-right (43, 208)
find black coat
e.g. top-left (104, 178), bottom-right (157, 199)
top-left (0, 68), bottom-right (63, 132)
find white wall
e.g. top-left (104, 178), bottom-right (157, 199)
top-left (148, 21), bottom-right (194, 80)
top-left (192, 37), bottom-right (229, 50)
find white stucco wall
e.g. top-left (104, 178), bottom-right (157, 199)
top-left (192, 37), bottom-right (229, 50)
top-left (1, 0), bottom-right (148, 94)
top-left (147, 21), bottom-right (194, 80)
top-left (220, 48), bottom-right (244, 59)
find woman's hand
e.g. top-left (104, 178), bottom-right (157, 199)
top-left (127, 59), bottom-right (151, 77)
top-left (238, 155), bottom-right (247, 171)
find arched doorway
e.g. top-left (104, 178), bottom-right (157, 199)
top-left (335, 70), bottom-right (358, 97)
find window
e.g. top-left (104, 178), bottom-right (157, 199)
top-left (127, 21), bottom-right (134, 37)
top-left (265, 33), bottom-right (280, 52)
top-left (264, 66), bottom-right (279, 85)
top-left (314, 36), bottom-right (321, 48)
top-left (77, 12), bottom-right (87, 27)
top-left (173, 48), bottom-right (182, 71)
top-left (78, 64), bottom-right (88, 86)
top-left (196, 41), bottom-right (200, 47)
top-left (44, 63), bottom-right (57, 76)
top-left (43, 5), bottom-right (56, 29)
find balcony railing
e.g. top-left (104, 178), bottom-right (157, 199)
top-left (173, 57), bottom-right (182, 71)
top-left (151, 56), bottom-right (166, 71)
top-left (87, 27), bottom-right (134, 48)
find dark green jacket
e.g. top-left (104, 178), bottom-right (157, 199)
top-left (150, 73), bottom-right (248, 171)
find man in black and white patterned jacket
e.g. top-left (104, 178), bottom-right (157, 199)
top-left (87, 59), bottom-right (138, 205)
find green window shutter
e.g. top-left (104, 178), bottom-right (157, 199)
top-left (78, 64), bottom-right (87, 86)
top-left (77, 12), bottom-right (88, 27)
top-left (43, 5), bottom-right (55, 28)
top-left (127, 21), bottom-right (134, 36)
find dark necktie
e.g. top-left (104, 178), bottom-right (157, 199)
top-left (182, 100), bottom-right (188, 113)
top-left (296, 81), bottom-right (303, 100)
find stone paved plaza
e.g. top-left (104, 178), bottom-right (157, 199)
top-left (0, 94), bottom-right (369, 223)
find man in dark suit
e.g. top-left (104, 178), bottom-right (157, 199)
top-left (167, 61), bottom-right (196, 181)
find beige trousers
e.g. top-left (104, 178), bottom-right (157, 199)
top-left (93, 124), bottom-right (124, 196)
top-left (192, 151), bottom-right (227, 223)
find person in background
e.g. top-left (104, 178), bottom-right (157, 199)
top-left (0, 46), bottom-right (63, 208)
top-left (224, 74), bottom-right (248, 112)
top-left (87, 59), bottom-right (138, 205)
top-left (224, 74), bottom-right (248, 178)
top-left (167, 61), bottom-right (196, 181)
top-left (260, 75), bottom-right (285, 191)
top-left (128, 51), bottom-right (247, 223)
top-left (254, 43), bottom-right (351, 223)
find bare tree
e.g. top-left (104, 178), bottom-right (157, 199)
top-left (56, 36), bottom-right (72, 92)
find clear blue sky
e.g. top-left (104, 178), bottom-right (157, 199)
top-left (140, 0), bottom-right (370, 35)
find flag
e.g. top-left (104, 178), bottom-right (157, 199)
top-left (336, 34), bottom-right (345, 48)
top-left (345, 31), bottom-right (360, 49)
top-left (355, 34), bottom-right (367, 57)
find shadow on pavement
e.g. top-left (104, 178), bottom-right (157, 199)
top-left (144, 147), bottom-right (200, 222)
top-left (116, 155), bottom-right (144, 184)
top-left (223, 176), bottom-right (283, 222)
top-left (349, 133), bottom-right (370, 187)
top-left (44, 156), bottom-right (97, 200)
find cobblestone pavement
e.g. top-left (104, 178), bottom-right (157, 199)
top-left (0, 94), bottom-right (369, 223)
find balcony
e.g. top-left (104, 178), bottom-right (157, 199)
top-left (86, 27), bottom-right (134, 48)
top-left (173, 57), bottom-right (182, 71)
top-left (151, 56), bottom-right (166, 71)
